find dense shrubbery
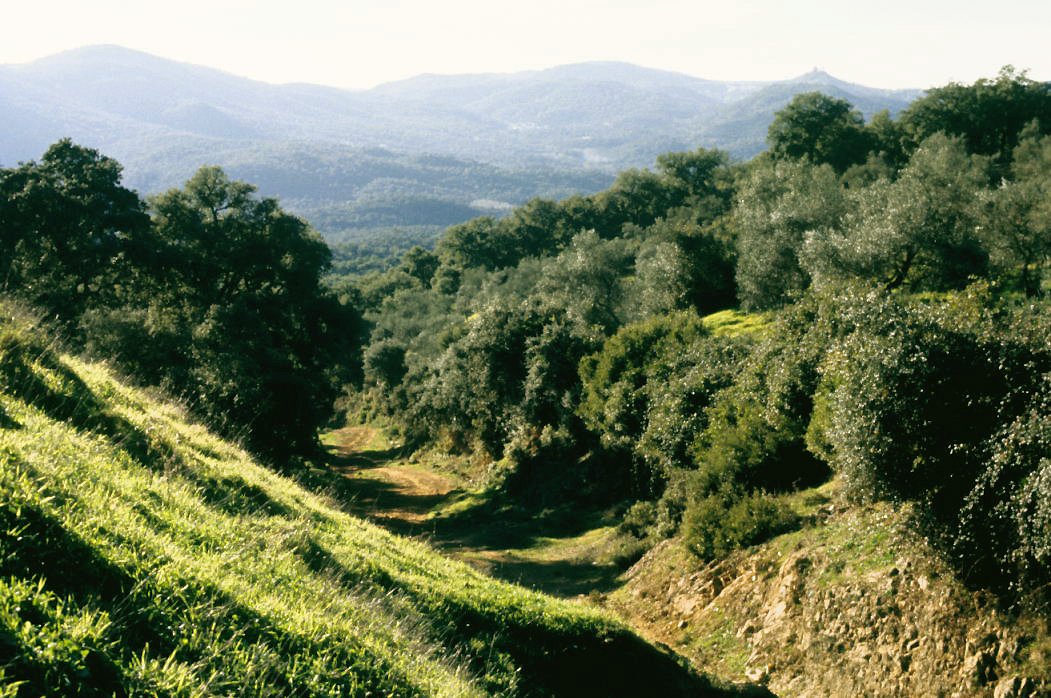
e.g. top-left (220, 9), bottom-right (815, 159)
top-left (341, 70), bottom-right (1050, 595)
top-left (682, 488), bottom-right (799, 561)
top-left (806, 289), bottom-right (1051, 600)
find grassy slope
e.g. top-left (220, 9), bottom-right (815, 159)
top-left (0, 310), bottom-right (754, 697)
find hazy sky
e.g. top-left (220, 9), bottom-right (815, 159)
top-left (3, 0), bottom-right (1049, 89)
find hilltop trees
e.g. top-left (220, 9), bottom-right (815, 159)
top-left (0, 139), bottom-right (150, 324)
top-left (0, 145), bottom-right (358, 465)
top-left (803, 133), bottom-right (989, 291)
top-left (767, 92), bottom-right (872, 172)
top-left (899, 66), bottom-right (1051, 174)
top-left (733, 159), bottom-right (846, 309)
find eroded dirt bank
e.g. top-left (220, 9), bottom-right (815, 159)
top-left (610, 505), bottom-right (1049, 697)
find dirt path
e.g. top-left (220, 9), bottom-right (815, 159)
top-left (322, 425), bottom-right (625, 597)
top-left (325, 425), bottom-right (457, 524)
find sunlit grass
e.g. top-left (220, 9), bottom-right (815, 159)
top-left (0, 312), bottom-right (639, 697)
top-left (700, 309), bottom-right (771, 337)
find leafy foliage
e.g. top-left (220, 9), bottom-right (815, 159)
top-left (980, 126), bottom-right (1051, 296)
top-left (734, 159), bottom-right (846, 309)
top-left (899, 66), bottom-right (1051, 175)
top-left (0, 139), bottom-right (150, 325)
top-left (0, 145), bottom-right (360, 464)
top-left (803, 133), bottom-right (989, 291)
top-left (767, 92), bottom-right (872, 172)
top-left (683, 489), bottom-right (799, 561)
top-left (810, 287), bottom-right (1051, 600)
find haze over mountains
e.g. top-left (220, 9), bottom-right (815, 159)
top-left (0, 45), bottom-right (921, 239)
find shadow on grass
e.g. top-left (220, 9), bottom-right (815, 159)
top-left (0, 336), bottom-right (181, 473)
top-left (0, 476), bottom-right (410, 697)
top-left (466, 554), bottom-right (623, 597)
top-left (185, 470), bottom-right (294, 519)
top-left (293, 533), bottom-right (775, 698)
top-left (425, 502), bottom-right (628, 596)
top-left (315, 435), bottom-right (634, 598)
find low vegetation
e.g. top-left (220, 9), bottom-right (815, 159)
top-left (0, 308), bottom-right (751, 696)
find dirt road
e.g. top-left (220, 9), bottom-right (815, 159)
top-left (323, 425), bottom-right (624, 597)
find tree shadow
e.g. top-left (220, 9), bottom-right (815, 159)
top-left (0, 340), bottom-right (181, 473)
top-left (465, 554), bottom-right (624, 597)
top-left (182, 470), bottom-right (294, 519)
top-left (0, 478), bottom-right (407, 697)
top-left (286, 532), bottom-right (773, 698)
top-left (325, 443), bottom-right (406, 471)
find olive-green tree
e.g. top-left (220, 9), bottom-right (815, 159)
top-left (803, 133), bottom-right (989, 291)
top-left (767, 92), bottom-right (873, 173)
top-left (734, 159), bottom-right (847, 309)
top-left (981, 127), bottom-right (1051, 296)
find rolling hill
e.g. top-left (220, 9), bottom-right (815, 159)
top-left (0, 46), bottom-right (920, 238)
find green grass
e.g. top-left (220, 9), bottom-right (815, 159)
top-left (700, 310), bottom-right (770, 337)
top-left (764, 495), bottom-right (906, 589)
top-left (0, 308), bottom-right (736, 697)
top-left (681, 607), bottom-right (750, 679)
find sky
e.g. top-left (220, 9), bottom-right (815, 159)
top-left (2, 0), bottom-right (1049, 90)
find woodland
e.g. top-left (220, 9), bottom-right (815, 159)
top-left (0, 67), bottom-right (1049, 695)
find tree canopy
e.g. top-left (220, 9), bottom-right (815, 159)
top-left (767, 92), bottom-right (872, 172)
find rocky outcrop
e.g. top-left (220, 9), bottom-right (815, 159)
top-left (611, 502), bottom-right (1049, 697)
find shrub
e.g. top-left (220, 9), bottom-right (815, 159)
top-left (682, 488), bottom-right (799, 561)
top-left (959, 370), bottom-right (1051, 601)
top-left (689, 299), bottom-right (832, 495)
top-left (814, 288), bottom-right (1051, 598)
top-left (816, 291), bottom-right (1043, 513)
top-left (634, 333), bottom-right (751, 480)
top-left (579, 312), bottom-right (711, 454)
top-left (363, 339), bottom-right (408, 388)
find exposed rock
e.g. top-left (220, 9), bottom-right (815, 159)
top-left (745, 665), bottom-right (770, 684)
top-left (963, 649), bottom-right (998, 686)
top-left (994, 677), bottom-right (1037, 698)
top-left (610, 501), bottom-right (1048, 698)
top-left (675, 597), bottom-right (698, 616)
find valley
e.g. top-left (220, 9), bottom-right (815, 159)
top-left (0, 46), bottom-right (918, 240)
top-left (1, 41), bottom-right (1049, 696)
top-left (322, 425), bottom-right (1051, 696)
top-left (322, 425), bottom-right (627, 597)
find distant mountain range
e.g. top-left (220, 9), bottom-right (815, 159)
top-left (0, 46), bottom-right (922, 239)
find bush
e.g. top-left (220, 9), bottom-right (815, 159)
top-left (816, 291), bottom-right (1043, 512)
top-left (689, 300), bottom-right (832, 495)
top-left (959, 370), bottom-right (1051, 601)
top-left (814, 288), bottom-right (1051, 598)
top-left (363, 339), bottom-right (408, 388)
top-left (578, 311), bottom-right (710, 454)
top-left (634, 333), bottom-right (751, 480)
top-left (683, 488), bottom-right (799, 561)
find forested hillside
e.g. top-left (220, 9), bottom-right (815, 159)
top-left (1, 66), bottom-right (1050, 695)
top-left (0, 46), bottom-right (917, 242)
top-left (344, 67), bottom-right (1051, 617)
